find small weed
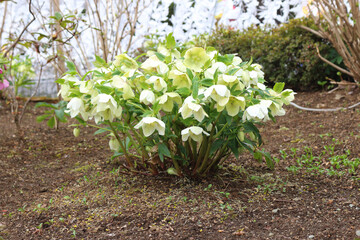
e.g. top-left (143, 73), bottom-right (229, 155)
top-left (319, 132), bottom-right (332, 139)
top-left (284, 144), bottom-right (360, 179)
top-left (18, 204), bottom-right (27, 212)
top-left (204, 184), bottom-right (212, 191)
top-left (70, 228), bottom-right (76, 238)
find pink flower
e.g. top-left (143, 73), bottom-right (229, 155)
top-left (0, 79), bottom-right (9, 90)
top-left (0, 68), bottom-right (3, 74)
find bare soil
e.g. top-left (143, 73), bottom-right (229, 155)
top-left (0, 89), bottom-right (360, 240)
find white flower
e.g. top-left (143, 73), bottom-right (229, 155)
top-left (282, 89), bottom-right (295, 105)
top-left (232, 56), bottom-right (242, 65)
top-left (218, 74), bottom-right (244, 90)
top-left (58, 75), bottom-right (79, 101)
top-left (249, 71), bottom-right (258, 80)
top-left (146, 76), bottom-right (167, 92)
top-left (141, 55), bottom-right (169, 74)
top-left (157, 44), bottom-right (170, 57)
top-left (179, 96), bottom-right (208, 122)
top-left (75, 80), bottom-right (94, 94)
top-left (66, 97), bottom-right (86, 118)
top-left (242, 100), bottom-right (272, 122)
top-left (183, 47), bottom-right (210, 72)
top-left (140, 90), bottom-right (155, 105)
top-left (158, 92), bottom-right (182, 112)
top-left (204, 62), bottom-right (227, 79)
top-left (269, 101), bottom-right (286, 116)
top-left (91, 94), bottom-right (122, 123)
top-left (236, 69), bottom-right (251, 87)
top-left (113, 54), bottom-right (138, 72)
top-left (268, 89), bottom-right (296, 105)
top-left (111, 75), bottom-right (135, 100)
top-left (109, 137), bottom-right (120, 151)
top-left (203, 85), bottom-right (230, 107)
top-left (257, 82), bottom-right (266, 90)
top-left (217, 96), bottom-right (246, 116)
top-left (174, 60), bottom-right (187, 72)
top-left (181, 126), bottom-right (209, 143)
top-left (134, 117), bottom-right (165, 137)
top-left (58, 84), bottom-right (71, 101)
top-left (169, 70), bottom-right (192, 89)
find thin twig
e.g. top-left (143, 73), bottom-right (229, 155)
top-left (0, 1), bottom-right (8, 46)
top-left (3, 0), bottom-right (35, 57)
top-left (315, 46), bottom-right (353, 77)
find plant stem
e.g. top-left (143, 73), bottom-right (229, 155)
top-left (107, 121), bottom-right (134, 168)
top-left (204, 140), bottom-right (229, 173)
top-left (165, 141), bottom-right (182, 176)
top-left (192, 136), bottom-right (208, 174)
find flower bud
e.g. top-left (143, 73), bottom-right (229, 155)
top-left (248, 132), bottom-right (256, 141)
top-left (109, 138), bottom-right (120, 151)
top-left (238, 131), bottom-right (245, 141)
top-left (73, 128), bottom-right (80, 137)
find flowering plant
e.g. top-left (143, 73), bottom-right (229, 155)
top-left (58, 34), bottom-right (294, 176)
top-left (0, 68), bottom-right (9, 90)
top-left (0, 54), bottom-right (35, 94)
top-left (0, 57), bottom-right (9, 91)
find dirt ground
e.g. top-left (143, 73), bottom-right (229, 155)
top-left (0, 89), bottom-right (360, 240)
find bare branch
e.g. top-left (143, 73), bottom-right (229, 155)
top-left (0, 1), bottom-right (8, 46)
top-left (315, 46), bottom-right (353, 77)
top-left (305, 0), bottom-right (360, 83)
top-left (3, 0), bottom-right (35, 57)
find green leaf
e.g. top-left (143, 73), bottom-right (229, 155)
top-left (93, 55), bottom-right (108, 68)
top-left (227, 67), bottom-right (240, 75)
top-left (75, 116), bottom-right (87, 126)
top-left (176, 87), bottom-right (191, 96)
top-left (253, 151), bottom-right (263, 162)
top-left (96, 85), bottom-right (113, 94)
top-left (35, 102), bottom-right (57, 109)
top-left (47, 117), bottom-right (56, 128)
top-left (81, 71), bottom-right (92, 81)
top-left (36, 114), bottom-right (51, 123)
top-left (273, 82), bottom-right (285, 93)
top-left (154, 52), bottom-right (165, 62)
top-left (54, 12), bottom-right (62, 21)
top-left (55, 78), bottom-right (65, 84)
top-left (158, 143), bottom-right (171, 162)
top-left (263, 151), bottom-right (274, 169)
top-left (228, 140), bottom-right (240, 159)
top-left (111, 151), bottom-right (123, 160)
top-left (192, 76), bottom-right (199, 99)
top-left (201, 78), bottom-right (214, 87)
top-left (213, 68), bottom-right (219, 83)
top-left (166, 167), bottom-right (179, 176)
top-left (243, 122), bottom-right (262, 145)
top-left (217, 54), bottom-right (234, 65)
top-left (55, 109), bottom-right (67, 122)
top-left (210, 139), bottom-right (225, 155)
top-left (165, 33), bottom-right (176, 49)
top-left (186, 68), bottom-right (194, 80)
top-left (94, 128), bottom-right (110, 135)
top-left (66, 61), bottom-right (76, 72)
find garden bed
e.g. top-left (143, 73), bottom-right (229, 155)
top-left (0, 89), bottom-right (359, 239)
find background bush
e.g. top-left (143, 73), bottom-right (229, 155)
top-left (205, 18), bottom-right (349, 91)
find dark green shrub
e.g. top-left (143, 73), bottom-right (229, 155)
top-left (205, 18), bottom-right (348, 91)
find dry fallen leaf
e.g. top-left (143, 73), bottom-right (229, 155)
top-left (232, 230), bottom-right (245, 236)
